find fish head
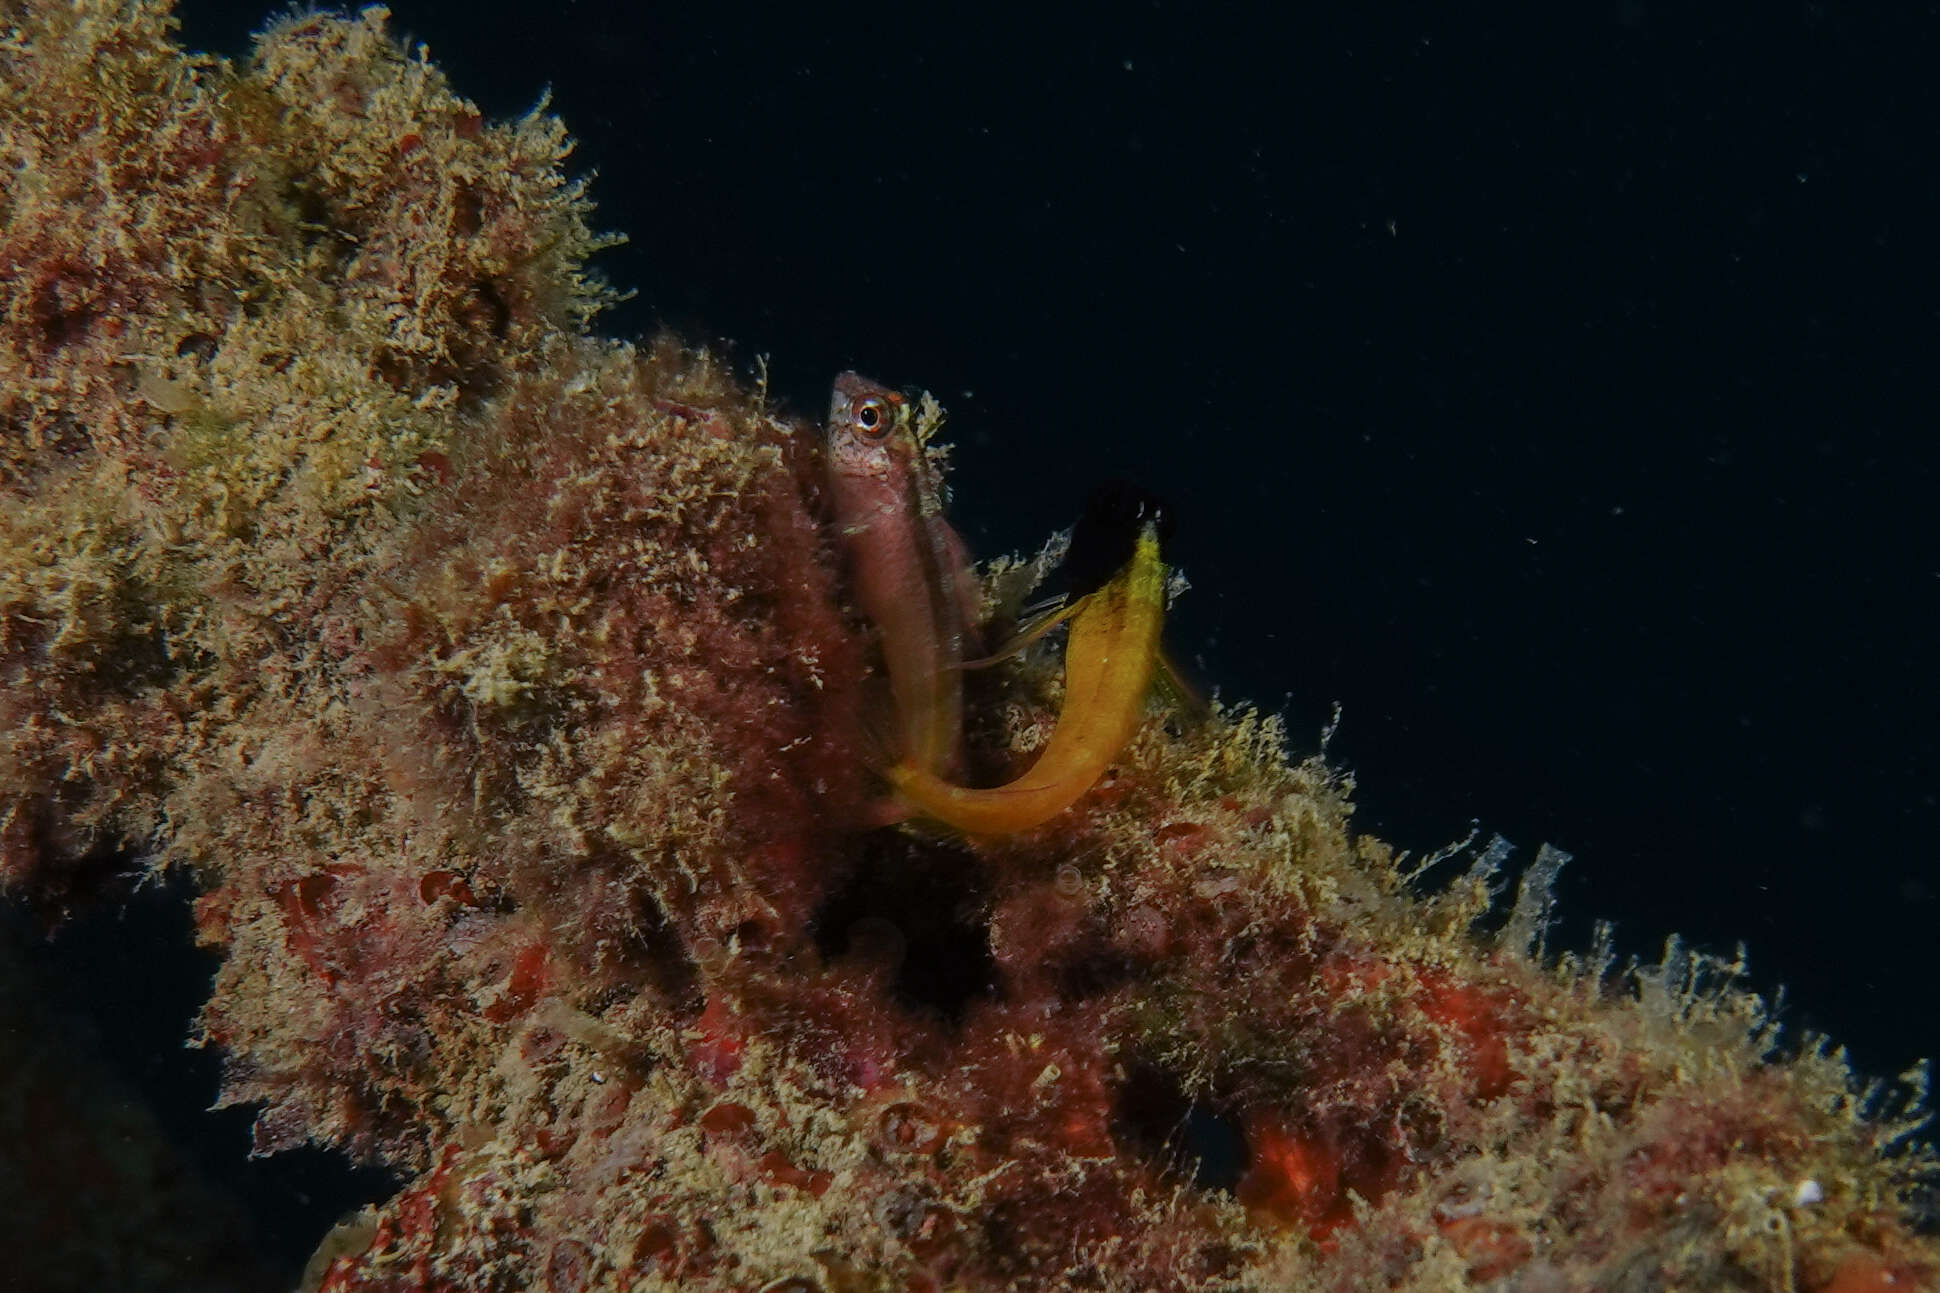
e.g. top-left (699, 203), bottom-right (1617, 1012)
top-left (827, 371), bottom-right (920, 486)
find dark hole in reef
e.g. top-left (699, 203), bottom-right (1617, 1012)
top-left (1052, 946), bottom-right (1138, 1001)
top-left (813, 834), bottom-right (998, 1024)
top-left (284, 182), bottom-right (359, 270)
top-left (625, 882), bottom-right (702, 1014)
top-left (1, 864), bottom-right (396, 1288)
top-left (9, 828), bottom-right (140, 932)
top-left (95, 595), bottom-right (186, 698)
top-left (451, 183), bottom-right (484, 238)
top-left (461, 276), bottom-right (512, 339)
top-left (1911, 1182), bottom-right (1940, 1237)
top-left (1113, 1062), bottom-right (1249, 1193)
top-left (30, 274), bottom-right (95, 351)
top-left (176, 330), bottom-right (220, 363)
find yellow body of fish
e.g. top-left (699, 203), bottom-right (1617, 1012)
top-left (885, 522), bottom-right (1166, 835)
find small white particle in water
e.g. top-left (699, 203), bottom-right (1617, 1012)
top-left (1793, 1178), bottom-right (1823, 1206)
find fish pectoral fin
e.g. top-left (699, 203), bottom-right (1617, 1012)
top-left (1016, 592), bottom-right (1070, 622)
top-left (962, 596), bottom-right (1085, 669)
top-left (1152, 647), bottom-right (1212, 725)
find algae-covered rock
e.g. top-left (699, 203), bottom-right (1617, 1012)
top-left (1, 4), bottom-right (1932, 1289)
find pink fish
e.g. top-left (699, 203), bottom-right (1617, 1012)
top-left (825, 373), bottom-right (979, 777)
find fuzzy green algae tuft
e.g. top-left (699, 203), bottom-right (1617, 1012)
top-left (1, 3), bottom-right (1934, 1290)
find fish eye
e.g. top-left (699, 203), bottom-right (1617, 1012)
top-left (854, 396), bottom-right (895, 439)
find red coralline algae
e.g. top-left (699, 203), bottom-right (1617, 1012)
top-left (1, 3), bottom-right (1935, 1290)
